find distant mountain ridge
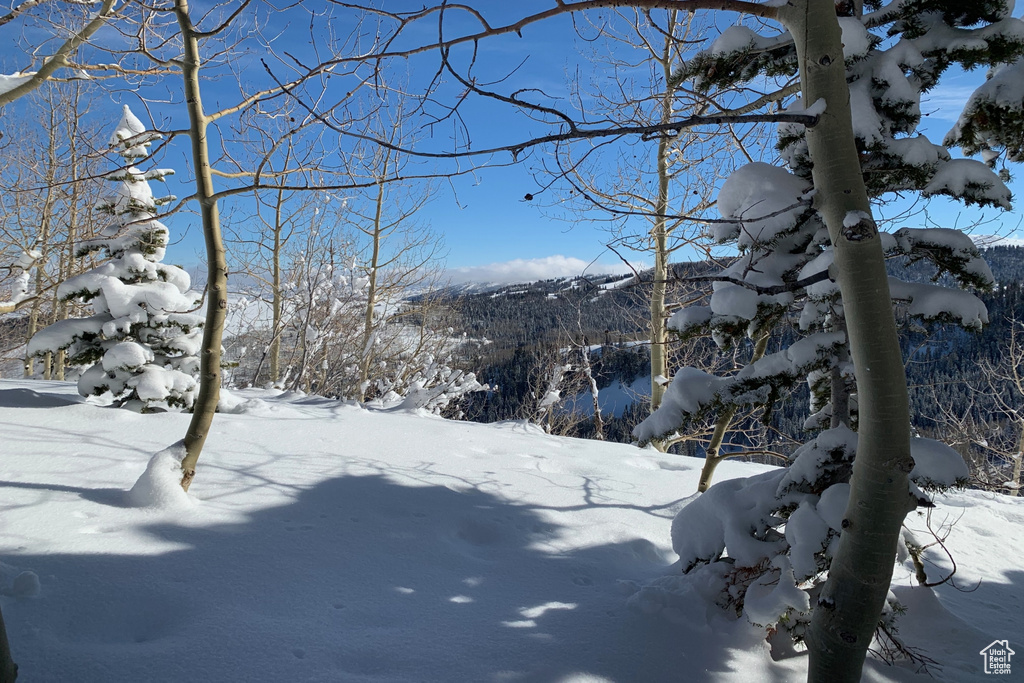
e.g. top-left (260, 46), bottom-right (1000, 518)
top-left (433, 272), bottom-right (636, 298)
top-left (451, 246), bottom-right (1024, 444)
top-left (972, 234), bottom-right (1024, 249)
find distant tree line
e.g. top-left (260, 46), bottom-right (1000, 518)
top-left (449, 248), bottom-right (1024, 484)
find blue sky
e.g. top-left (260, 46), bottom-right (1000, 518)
top-left (68, 4), bottom-right (645, 282)
top-left (143, 5), bottom-right (656, 282)
top-left (4, 2), bottom-right (1024, 285)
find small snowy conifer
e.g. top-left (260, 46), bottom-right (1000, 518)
top-left (29, 105), bottom-right (203, 411)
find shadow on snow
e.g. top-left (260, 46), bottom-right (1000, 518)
top-left (0, 471), bottom-right (773, 683)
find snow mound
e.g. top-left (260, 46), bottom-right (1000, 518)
top-left (11, 571), bottom-right (41, 598)
top-left (128, 442), bottom-right (193, 509)
top-left (217, 388), bottom-right (247, 412)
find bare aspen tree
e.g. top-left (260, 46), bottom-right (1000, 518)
top-left (978, 318), bottom-right (1024, 495)
top-left (0, 83), bottom-right (102, 375)
top-left (106, 0), bottom-right (379, 489)
top-left (50, 84), bottom-right (97, 381)
top-left (23, 89), bottom-right (62, 378)
top-left (773, 3), bottom-right (911, 677)
top-left (337, 106), bottom-right (444, 401)
top-left (169, 0), bottom-right (229, 491)
top-left (235, 208), bottom-right (457, 405)
top-left (546, 9), bottom-right (781, 464)
top-left (220, 84), bottom-right (451, 401)
top-left (282, 215), bottom-right (348, 393)
top-left (557, 9), bottom-right (734, 416)
top-left (224, 138), bottom-right (319, 387)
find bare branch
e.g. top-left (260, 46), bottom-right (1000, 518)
top-left (193, 0), bottom-right (253, 38)
top-left (0, 0), bottom-right (119, 107)
top-left (322, 1), bottom-right (777, 66)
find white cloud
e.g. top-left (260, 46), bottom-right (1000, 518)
top-left (447, 255), bottom-right (641, 285)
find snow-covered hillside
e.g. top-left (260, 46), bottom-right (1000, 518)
top-left (0, 379), bottom-right (1020, 682)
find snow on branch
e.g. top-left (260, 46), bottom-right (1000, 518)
top-left (634, 332), bottom-right (846, 445)
top-left (923, 158), bottom-right (1012, 209)
top-left (682, 268), bottom-right (832, 296)
top-left (887, 278), bottom-right (989, 330)
top-left (662, 426), bottom-right (967, 635)
top-left (0, 247), bottom-right (41, 313)
top-left (884, 227), bottom-right (996, 290)
top-left (947, 59), bottom-right (1024, 162)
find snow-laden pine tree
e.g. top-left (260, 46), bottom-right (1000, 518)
top-left (632, 0), bottom-right (1024, 677)
top-left (28, 105), bottom-right (203, 411)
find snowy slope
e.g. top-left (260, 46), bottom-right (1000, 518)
top-left (970, 234), bottom-right (1024, 249)
top-left (0, 379), bottom-right (1020, 682)
top-left (565, 375), bottom-right (650, 418)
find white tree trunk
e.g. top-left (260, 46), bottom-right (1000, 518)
top-left (778, 2), bottom-right (916, 680)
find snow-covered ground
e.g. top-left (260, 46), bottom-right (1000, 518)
top-left (0, 379), bottom-right (1020, 682)
top-left (565, 375), bottom-right (650, 418)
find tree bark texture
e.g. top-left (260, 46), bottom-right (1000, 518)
top-left (648, 16), bottom-right (675, 416)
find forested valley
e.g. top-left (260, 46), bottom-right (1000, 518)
top-left (199, 244), bottom-right (1024, 492)
top-left (439, 246), bottom-right (1024, 490)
